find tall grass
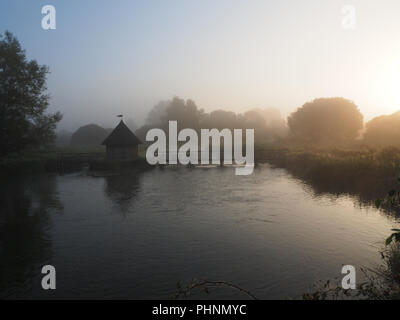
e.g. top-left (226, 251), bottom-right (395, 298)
top-left (255, 146), bottom-right (400, 216)
top-left (259, 146), bottom-right (400, 177)
top-left (0, 146), bottom-right (106, 176)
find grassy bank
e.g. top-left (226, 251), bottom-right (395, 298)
top-left (301, 242), bottom-right (400, 300)
top-left (0, 144), bottom-right (153, 176)
top-left (258, 147), bottom-right (400, 179)
top-left (256, 146), bottom-right (400, 213)
top-left (0, 146), bottom-right (106, 176)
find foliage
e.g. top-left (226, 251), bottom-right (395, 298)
top-left (302, 265), bottom-right (400, 300)
top-left (70, 124), bottom-right (110, 146)
top-left (139, 96), bottom-right (288, 143)
top-left (364, 111), bottom-right (400, 147)
top-left (375, 175), bottom-right (400, 244)
top-left (287, 97), bottom-right (363, 145)
top-left (0, 147), bottom-right (105, 176)
top-left (385, 230), bottom-right (400, 246)
top-left (0, 31), bottom-right (62, 155)
top-left (261, 147), bottom-right (400, 183)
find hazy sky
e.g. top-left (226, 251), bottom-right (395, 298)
top-left (1, 0), bottom-right (400, 131)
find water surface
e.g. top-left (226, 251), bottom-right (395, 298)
top-left (0, 165), bottom-right (398, 299)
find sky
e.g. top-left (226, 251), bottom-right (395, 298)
top-left (1, 0), bottom-right (400, 131)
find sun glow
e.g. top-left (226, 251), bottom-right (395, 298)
top-left (372, 59), bottom-right (400, 115)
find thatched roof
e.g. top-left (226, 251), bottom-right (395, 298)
top-left (102, 120), bottom-right (142, 146)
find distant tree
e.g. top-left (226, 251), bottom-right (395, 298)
top-left (70, 124), bottom-right (109, 146)
top-left (165, 97), bottom-right (201, 131)
top-left (138, 97), bottom-right (202, 140)
top-left (364, 111), bottom-right (400, 147)
top-left (201, 109), bottom-right (239, 129)
top-left (287, 97), bottom-right (363, 145)
top-left (239, 109), bottom-right (288, 143)
top-left (134, 124), bottom-right (154, 142)
top-left (139, 98), bottom-right (289, 145)
top-left (249, 107), bottom-right (288, 139)
top-left (0, 31), bottom-right (62, 155)
top-left (145, 100), bottom-right (169, 126)
top-left (242, 110), bottom-right (267, 129)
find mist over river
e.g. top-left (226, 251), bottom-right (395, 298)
top-left (1, 164), bottom-right (398, 299)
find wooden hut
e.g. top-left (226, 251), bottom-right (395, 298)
top-left (102, 120), bottom-right (142, 161)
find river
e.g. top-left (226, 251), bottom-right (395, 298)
top-left (0, 164), bottom-right (398, 299)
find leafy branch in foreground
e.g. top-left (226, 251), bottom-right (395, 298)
top-left (375, 175), bottom-right (400, 245)
top-left (385, 229), bottom-right (400, 246)
top-left (172, 278), bottom-right (258, 300)
top-left (302, 262), bottom-right (400, 300)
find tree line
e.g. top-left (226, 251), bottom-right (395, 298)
top-left (134, 97), bottom-right (288, 144)
top-left (134, 96), bottom-right (400, 149)
top-left (2, 30), bottom-right (400, 155)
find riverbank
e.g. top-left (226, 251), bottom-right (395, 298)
top-left (258, 147), bottom-right (400, 179)
top-left (257, 146), bottom-right (400, 214)
top-left (0, 145), bottom-right (153, 176)
top-left (0, 147), bottom-right (105, 176)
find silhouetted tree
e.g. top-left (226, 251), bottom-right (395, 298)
top-left (138, 98), bottom-right (288, 144)
top-left (70, 124), bottom-right (109, 146)
top-left (249, 107), bottom-right (288, 140)
top-left (145, 100), bottom-right (169, 126)
top-left (165, 97), bottom-right (201, 131)
top-left (201, 109), bottom-right (239, 129)
top-left (0, 31), bottom-right (62, 155)
top-left (287, 97), bottom-right (363, 145)
top-left (135, 124), bottom-right (154, 142)
top-left (364, 111), bottom-right (400, 147)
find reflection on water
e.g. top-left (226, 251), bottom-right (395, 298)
top-left (0, 175), bottom-right (62, 298)
top-left (0, 165), bottom-right (399, 299)
top-left (276, 163), bottom-right (400, 217)
top-left (104, 172), bottom-right (142, 214)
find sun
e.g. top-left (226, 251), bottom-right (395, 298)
top-left (372, 59), bottom-right (400, 115)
